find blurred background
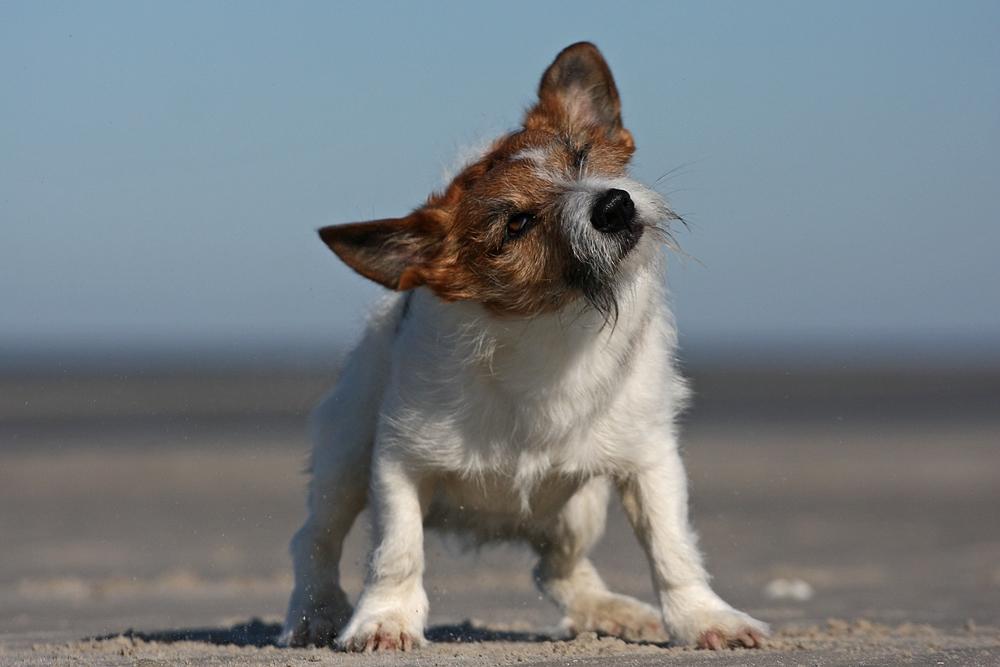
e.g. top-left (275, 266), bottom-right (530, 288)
top-left (1, 0), bottom-right (998, 650)
top-left (2, 1), bottom-right (997, 370)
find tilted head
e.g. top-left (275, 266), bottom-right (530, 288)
top-left (320, 42), bottom-right (677, 318)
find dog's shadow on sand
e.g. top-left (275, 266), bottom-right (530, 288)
top-left (97, 618), bottom-right (547, 648)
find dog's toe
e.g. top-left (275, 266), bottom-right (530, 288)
top-left (279, 617), bottom-right (338, 648)
top-left (280, 599), bottom-right (353, 648)
top-left (565, 592), bottom-right (668, 643)
top-left (339, 612), bottom-right (425, 652)
top-left (688, 609), bottom-right (769, 650)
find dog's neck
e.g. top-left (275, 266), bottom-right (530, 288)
top-left (400, 240), bottom-right (668, 393)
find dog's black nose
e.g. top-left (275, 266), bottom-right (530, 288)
top-left (591, 188), bottom-right (636, 234)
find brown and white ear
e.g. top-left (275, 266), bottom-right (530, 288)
top-left (526, 42), bottom-right (632, 146)
top-left (318, 216), bottom-right (436, 291)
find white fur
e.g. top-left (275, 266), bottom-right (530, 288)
top-left (279, 189), bottom-right (769, 649)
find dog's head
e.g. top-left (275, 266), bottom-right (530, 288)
top-left (320, 42), bottom-right (676, 318)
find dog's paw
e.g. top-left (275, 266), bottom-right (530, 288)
top-left (278, 597), bottom-right (353, 648)
top-left (337, 610), bottom-right (426, 652)
top-left (672, 607), bottom-right (769, 649)
top-left (562, 592), bottom-right (668, 643)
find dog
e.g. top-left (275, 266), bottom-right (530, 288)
top-left (279, 42), bottom-right (768, 652)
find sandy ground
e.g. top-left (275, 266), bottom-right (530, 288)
top-left (1, 369), bottom-right (998, 666)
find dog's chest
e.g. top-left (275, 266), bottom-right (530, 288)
top-left (381, 292), bottom-right (663, 477)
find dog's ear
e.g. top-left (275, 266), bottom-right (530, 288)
top-left (319, 215), bottom-right (439, 291)
top-left (525, 42), bottom-right (633, 148)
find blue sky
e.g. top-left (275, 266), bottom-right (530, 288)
top-left (2, 2), bottom-right (998, 365)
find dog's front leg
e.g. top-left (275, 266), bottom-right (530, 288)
top-left (616, 445), bottom-right (768, 649)
top-left (337, 455), bottom-right (429, 651)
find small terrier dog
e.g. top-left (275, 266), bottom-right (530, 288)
top-left (280, 42), bottom-right (767, 651)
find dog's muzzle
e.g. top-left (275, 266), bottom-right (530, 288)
top-left (591, 188), bottom-right (637, 234)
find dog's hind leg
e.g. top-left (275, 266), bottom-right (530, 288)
top-left (279, 442), bottom-right (369, 647)
top-left (532, 477), bottom-right (667, 643)
top-left (279, 295), bottom-right (407, 648)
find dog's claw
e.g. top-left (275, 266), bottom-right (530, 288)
top-left (737, 627), bottom-right (766, 648)
top-left (697, 625), bottom-right (767, 650)
top-left (698, 629), bottom-right (725, 650)
top-left (343, 621), bottom-right (421, 652)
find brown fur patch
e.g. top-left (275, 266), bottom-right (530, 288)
top-left (321, 42), bottom-right (641, 317)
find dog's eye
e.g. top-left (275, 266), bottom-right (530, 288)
top-left (506, 213), bottom-right (536, 239)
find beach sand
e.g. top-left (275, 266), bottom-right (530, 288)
top-left (1, 369), bottom-right (998, 665)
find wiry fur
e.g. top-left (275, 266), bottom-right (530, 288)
top-left (280, 42), bottom-right (767, 652)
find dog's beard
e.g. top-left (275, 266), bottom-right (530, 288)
top-left (564, 213), bottom-right (685, 325)
top-left (563, 226), bottom-right (644, 324)
top-left (556, 178), bottom-right (679, 324)
top-left (566, 260), bottom-right (620, 323)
